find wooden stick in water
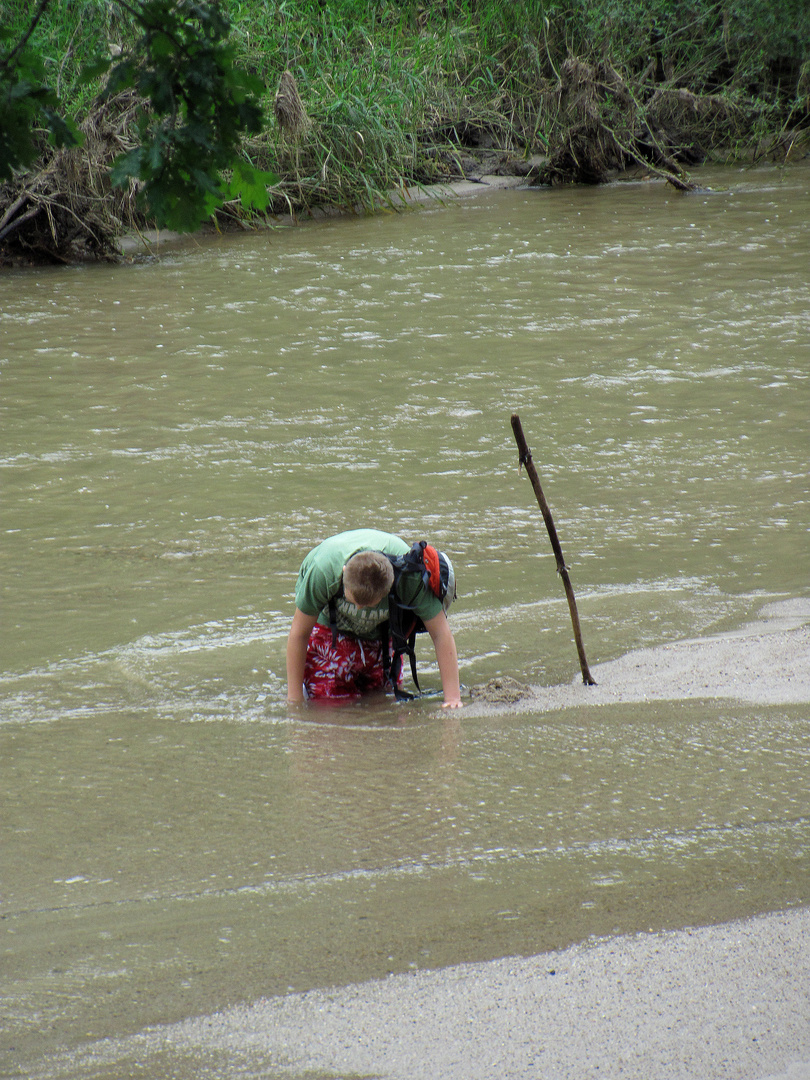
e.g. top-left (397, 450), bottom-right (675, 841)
top-left (511, 413), bottom-right (597, 686)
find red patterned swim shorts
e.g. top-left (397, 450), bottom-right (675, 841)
top-left (303, 624), bottom-right (401, 700)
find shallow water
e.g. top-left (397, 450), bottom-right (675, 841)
top-left (1, 164), bottom-right (809, 1075)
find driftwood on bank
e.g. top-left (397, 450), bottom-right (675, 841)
top-left (2, 46), bottom-right (805, 265)
top-left (536, 57), bottom-right (700, 190)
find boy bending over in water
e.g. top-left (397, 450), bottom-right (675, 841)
top-left (286, 529), bottom-right (462, 708)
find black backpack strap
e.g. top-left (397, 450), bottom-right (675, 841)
top-left (404, 626), bottom-right (420, 691)
top-left (389, 643), bottom-right (415, 702)
top-left (390, 642), bottom-right (418, 702)
top-left (387, 590), bottom-right (423, 700)
top-left (327, 577), bottom-right (344, 645)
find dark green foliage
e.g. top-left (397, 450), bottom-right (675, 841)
top-left (545, 0), bottom-right (810, 92)
top-left (1, 0), bottom-right (274, 231)
top-left (99, 0), bottom-right (275, 230)
top-left (0, 19), bottom-right (82, 182)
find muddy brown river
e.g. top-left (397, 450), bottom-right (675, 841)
top-left (1, 164), bottom-right (808, 1079)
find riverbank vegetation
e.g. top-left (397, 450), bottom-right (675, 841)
top-left (2, 0), bottom-right (808, 263)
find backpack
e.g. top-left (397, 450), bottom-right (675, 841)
top-left (385, 541), bottom-right (456, 699)
top-left (327, 541), bottom-right (456, 701)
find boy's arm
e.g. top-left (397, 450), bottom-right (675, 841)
top-left (424, 611), bottom-right (463, 708)
top-left (286, 607), bottom-right (318, 702)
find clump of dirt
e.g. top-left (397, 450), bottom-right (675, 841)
top-left (469, 677), bottom-right (534, 705)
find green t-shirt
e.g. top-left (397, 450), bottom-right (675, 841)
top-left (294, 529), bottom-right (443, 639)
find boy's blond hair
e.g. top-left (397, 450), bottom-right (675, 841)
top-left (343, 551), bottom-right (394, 606)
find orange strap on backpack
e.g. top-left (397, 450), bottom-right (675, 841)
top-left (421, 544), bottom-right (443, 597)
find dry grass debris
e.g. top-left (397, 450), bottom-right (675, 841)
top-left (0, 91), bottom-right (142, 265)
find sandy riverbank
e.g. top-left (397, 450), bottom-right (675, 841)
top-left (465, 596), bottom-right (810, 716)
top-left (116, 170), bottom-right (534, 255)
top-left (122, 905), bottom-right (808, 1080)
top-left (55, 905), bottom-right (810, 1080)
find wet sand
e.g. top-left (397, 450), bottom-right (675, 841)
top-left (135, 906), bottom-right (810, 1080)
top-left (52, 598), bottom-right (809, 1080)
